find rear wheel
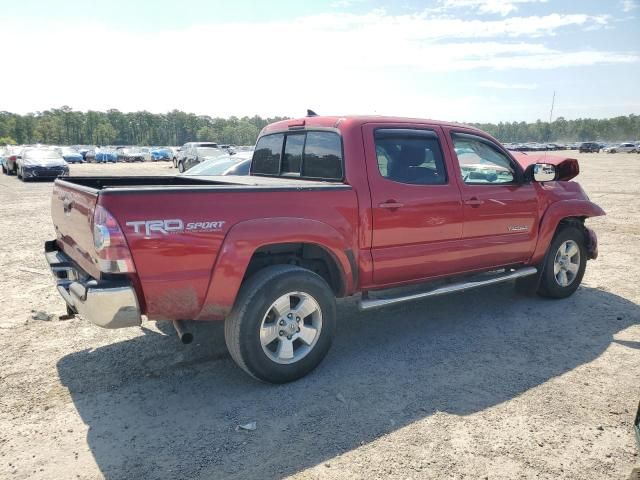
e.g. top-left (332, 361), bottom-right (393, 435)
top-left (225, 265), bottom-right (336, 383)
top-left (177, 161), bottom-right (185, 173)
top-left (537, 226), bottom-right (587, 299)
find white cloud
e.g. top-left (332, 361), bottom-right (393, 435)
top-left (437, 0), bottom-right (548, 16)
top-left (621, 0), bottom-right (638, 12)
top-left (330, 0), bottom-right (367, 8)
top-left (479, 81), bottom-right (538, 89)
top-left (0, 10), bottom-right (636, 119)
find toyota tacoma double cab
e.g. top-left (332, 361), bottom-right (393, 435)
top-left (45, 115), bottom-right (604, 383)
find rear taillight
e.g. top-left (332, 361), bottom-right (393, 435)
top-left (9, 155), bottom-right (17, 161)
top-left (93, 205), bottom-right (136, 273)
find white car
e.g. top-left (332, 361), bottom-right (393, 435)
top-left (603, 143), bottom-right (638, 153)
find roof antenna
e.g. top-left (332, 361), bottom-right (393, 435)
top-left (306, 109), bottom-right (318, 117)
top-left (544, 90), bottom-right (556, 162)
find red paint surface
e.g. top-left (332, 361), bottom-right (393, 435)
top-left (52, 116), bottom-right (605, 321)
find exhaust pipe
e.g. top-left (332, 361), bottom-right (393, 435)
top-left (172, 320), bottom-right (193, 344)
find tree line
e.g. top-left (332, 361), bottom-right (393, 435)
top-left (0, 107), bottom-right (287, 146)
top-left (470, 114), bottom-right (639, 143)
top-left (0, 107), bottom-right (638, 146)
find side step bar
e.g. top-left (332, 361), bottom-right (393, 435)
top-left (358, 267), bottom-right (538, 311)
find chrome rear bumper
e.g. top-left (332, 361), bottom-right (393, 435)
top-left (44, 241), bottom-right (142, 329)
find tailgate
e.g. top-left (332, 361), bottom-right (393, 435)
top-left (51, 180), bottom-right (101, 278)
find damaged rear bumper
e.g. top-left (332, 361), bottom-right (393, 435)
top-left (44, 240), bottom-right (142, 329)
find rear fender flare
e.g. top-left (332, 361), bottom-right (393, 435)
top-left (196, 217), bottom-right (355, 319)
top-left (530, 199), bottom-right (605, 265)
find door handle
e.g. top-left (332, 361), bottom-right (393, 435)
top-left (379, 201), bottom-right (404, 209)
top-left (464, 197), bottom-right (484, 207)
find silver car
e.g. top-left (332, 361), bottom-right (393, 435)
top-left (603, 142), bottom-right (638, 153)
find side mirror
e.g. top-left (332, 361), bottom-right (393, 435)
top-left (531, 163), bottom-right (557, 182)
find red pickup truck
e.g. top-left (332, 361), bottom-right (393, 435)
top-left (45, 115), bottom-right (604, 383)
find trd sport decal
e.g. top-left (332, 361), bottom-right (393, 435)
top-left (126, 219), bottom-right (225, 235)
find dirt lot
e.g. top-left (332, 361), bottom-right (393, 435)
top-left (0, 154), bottom-right (638, 480)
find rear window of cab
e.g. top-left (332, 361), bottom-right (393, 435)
top-left (251, 131), bottom-right (343, 180)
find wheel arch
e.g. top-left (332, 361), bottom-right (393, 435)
top-left (529, 199), bottom-right (605, 265)
top-left (196, 217), bottom-right (356, 320)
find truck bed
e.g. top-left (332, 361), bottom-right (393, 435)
top-left (58, 175), bottom-right (350, 193)
top-left (51, 174), bottom-right (358, 321)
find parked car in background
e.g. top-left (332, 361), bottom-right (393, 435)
top-left (578, 142), bottom-right (600, 153)
top-left (603, 143), bottom-right (637, 153)
top-left (2, 145), bottom-right (23, 175)
top-left (16, 148), bottom-right (69, 181)
top-left (181, 151), bottom-right (253, 176)
top-left (139, 147), bottom-right (153, 162)
top-left (150, 147), bottom-right (173, 161)
top-left (175, 142), bottom-right (219, 169)
top-left (177, 144), bottom-right (225, 172)
top-left (55, 147), bottom-right (84, 164)
top-left (116, 147), bottom-right (145, 162)
top-left (73, 146), bottom-right (94, 160)
top-left (85, 147), bottom-right (117, 163)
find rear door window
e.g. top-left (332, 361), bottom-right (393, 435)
top-left (374, 129), bottom-right (447, 185)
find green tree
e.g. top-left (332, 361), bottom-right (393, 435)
top-left (94, 123), bottom-right (117, 145)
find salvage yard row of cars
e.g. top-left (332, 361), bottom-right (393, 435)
top-left (0, 142), bottom-right (255, 181)
top-left (503, 141), bottom-right (640, 152)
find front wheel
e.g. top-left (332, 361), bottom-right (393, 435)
top-left (225, 265), bottom-right (336, 383)
top-left (177, 161), bottom-right (185, 173)
top-left (537, 226), bottom-right (587, 299)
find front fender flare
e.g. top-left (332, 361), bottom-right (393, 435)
top-left (529, 199), bottom-right (605, 265)
top-left (196, 217), bottom-right (355, 320)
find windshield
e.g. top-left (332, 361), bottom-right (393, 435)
top-left (26, 150), bottom-right (63, 160)
top-left (184, 157), bottom-right (236, 175)
top-left (196, 147), bottom-right (224, 157)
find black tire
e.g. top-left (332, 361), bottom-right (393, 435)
top-left (177, 161), bottom-right (185, 173)
top-left (537, 226), bottom-right (587, 299)
top-left (224, 265), bottom-right (336, 383)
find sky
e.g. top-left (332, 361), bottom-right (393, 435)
top-left (0, 0), bottom-right (638, 122)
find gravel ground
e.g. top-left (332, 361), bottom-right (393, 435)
top-left (0, 154), bottom-right (638, 480)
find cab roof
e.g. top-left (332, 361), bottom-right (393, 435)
top-left (260, 115), bottom-right (484, 136)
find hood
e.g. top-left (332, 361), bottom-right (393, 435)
top-left (63, 153), bottom-right (83, 159)
top-left (23, 157), bottom-right (67, 167)
top-left (511, 152), bottom-right (579, 181)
